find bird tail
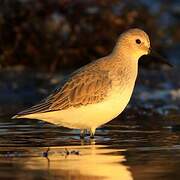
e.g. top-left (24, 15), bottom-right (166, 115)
top-left (11, 99), bottom-right (53, 119)
top-left (11, 114), bottom-right (24, 119)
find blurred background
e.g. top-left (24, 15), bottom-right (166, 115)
top-left (0, 0), bottom-right (179, 118)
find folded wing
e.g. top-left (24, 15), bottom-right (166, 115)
top-left (15, 65), bottom-right (112, 117)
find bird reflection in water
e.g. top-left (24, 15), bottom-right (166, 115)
top-left (30, 145), bottom-right (133, 180)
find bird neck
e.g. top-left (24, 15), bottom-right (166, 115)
top-left (108, 48), bottom-right (139, 84)
top-left (111, 47), bottom-right (139, 69)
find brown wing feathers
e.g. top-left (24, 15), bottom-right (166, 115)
top-left (16, 65), bottom-right (111, 116)
top-left (50, 69), bottom-right (111, 110)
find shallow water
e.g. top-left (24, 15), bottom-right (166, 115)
top-left (0, 116), bottom-right (180, 180)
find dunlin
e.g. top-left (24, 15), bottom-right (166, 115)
top-left (12, 28), bottom-right (171, 138)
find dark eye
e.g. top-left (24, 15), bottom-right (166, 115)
top-left (136, 39), bottom-right (141, 44)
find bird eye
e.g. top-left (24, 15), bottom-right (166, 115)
top-left (136, 39), bottom-right (141, 44)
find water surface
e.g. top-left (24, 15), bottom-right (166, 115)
top-left (0, 116), bottom-right (180, 180)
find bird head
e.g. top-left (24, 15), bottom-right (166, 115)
top-left (114, 28), bottom-right (172, 67)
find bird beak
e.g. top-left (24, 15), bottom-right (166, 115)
top-left (148, 48), bottom-right (173, 67)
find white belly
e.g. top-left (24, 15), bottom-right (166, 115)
top-left (23, 87), bottom-right (134, 130)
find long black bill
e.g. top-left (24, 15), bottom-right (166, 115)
top-left (148, 48), bottom-right (173, 67)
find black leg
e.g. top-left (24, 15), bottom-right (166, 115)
top-left (80, 129), bottom-right (86, 139)
top-left (90, 128), bottom-right (95, 139)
